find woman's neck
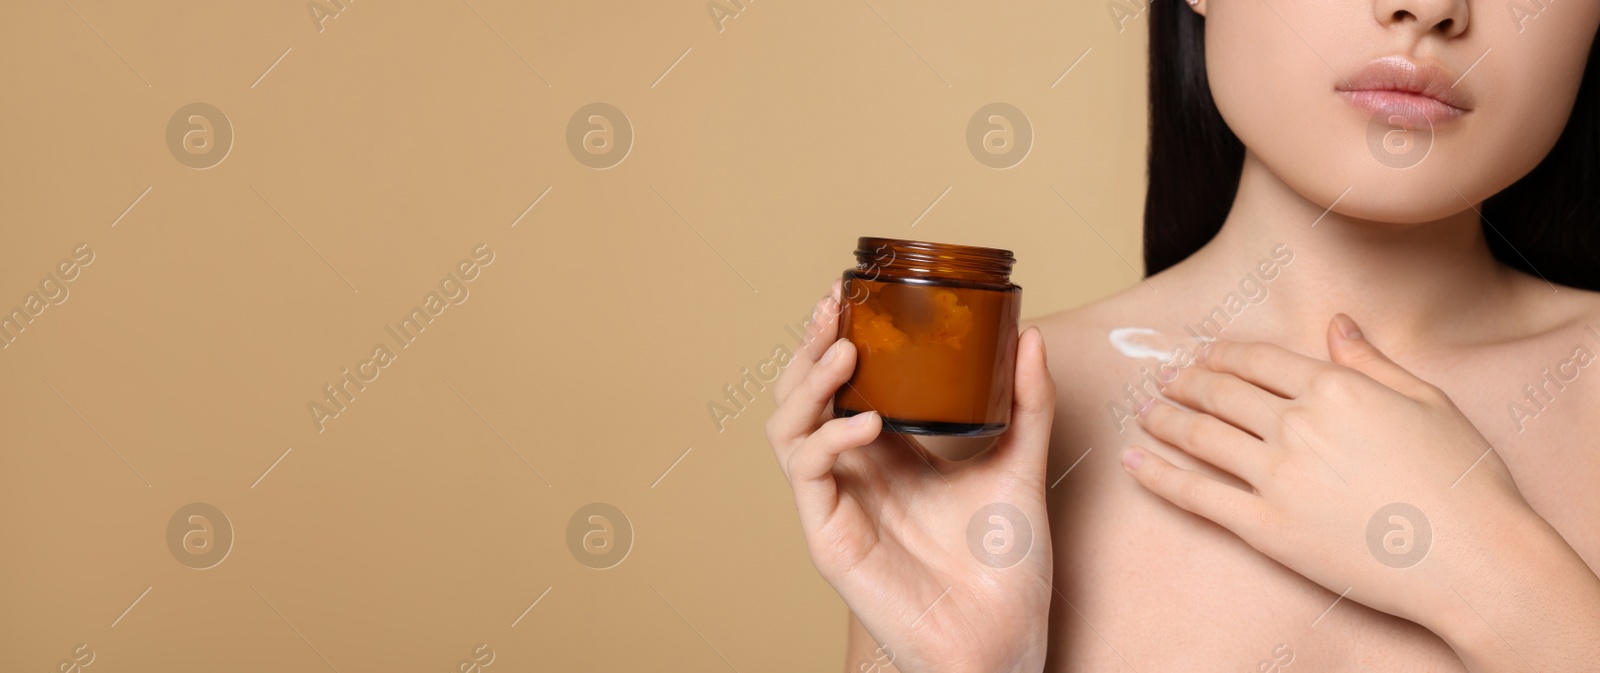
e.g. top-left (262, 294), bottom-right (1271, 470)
top-left (1165, 152), bottom-right (1528, 359)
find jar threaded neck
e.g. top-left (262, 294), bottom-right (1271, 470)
top-left (853, 237), bottom-right (1015, 284)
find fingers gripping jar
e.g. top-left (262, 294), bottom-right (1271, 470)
top-left (832, 237), bottom-right (1022, 437)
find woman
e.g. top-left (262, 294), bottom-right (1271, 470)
top-left (765, 0), bottom-right (1600, 670)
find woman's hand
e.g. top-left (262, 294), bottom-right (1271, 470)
top-left (766, 281), bottom-right (1057, 673)
top-left (1123, 313), bottom-right (1600, 671)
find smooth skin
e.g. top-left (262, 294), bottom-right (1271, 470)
top-left (770, 0), bottom-right (1600, 670)
top-left (1128, 317), bottom-right (1600, 671)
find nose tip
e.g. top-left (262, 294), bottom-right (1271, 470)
top-left (1375, 0), bottom-right (1470, 39)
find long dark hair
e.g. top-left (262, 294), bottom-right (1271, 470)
top-left (1144, 1), bottom-right (1600, 290)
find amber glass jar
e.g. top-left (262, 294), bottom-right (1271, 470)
top-left (833, 237), bottom-right (1021, 437)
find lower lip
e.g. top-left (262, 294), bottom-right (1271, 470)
top-left (1339, 90), bottom-right (1467, 125)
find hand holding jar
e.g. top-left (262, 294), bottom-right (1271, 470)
top-left (764, 239), bottom-right (1057, 673)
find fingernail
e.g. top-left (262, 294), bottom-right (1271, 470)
top-left (1335, 313), bottom-right (1362, 340)
top-left (1137, 398), bottom-right (1154, 417)
top-left (849, 410), bottom-right (877, 427)
top-left (1158, 364), bottom-right (1178, 384)
top-left (1196, 340), bottom-right (1214, 364)
top-left (820, 338), bottom-right (846, 365)
top-left (1121, 448), bottom-right (1144, 470)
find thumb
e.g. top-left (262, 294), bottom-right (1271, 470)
top-left (991, 326), bottom-right (1057, 484)
top-left (1326, 313), bottom-right (1432, 399)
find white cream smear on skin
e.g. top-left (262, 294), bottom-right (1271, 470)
top-left (1108, 327), bottom-right (1176, 362)
top-left (1106, 327), bottom-right (1234, 481)
top-left (1108, 327), bottom-right (1215, 363)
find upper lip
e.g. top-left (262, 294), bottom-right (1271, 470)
top-left (1336, 56), bottom-right (1473, 112)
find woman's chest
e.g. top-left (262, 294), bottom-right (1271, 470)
top-left (1426, 351), bottom-right (1600, 572)
top-left (1044, 426), bottom-right (1468, 672)
top-left (1040, 339), bottom-right (1600, 671)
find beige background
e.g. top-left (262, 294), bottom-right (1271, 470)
top-left (0, 1), bottom-right (1149, 670)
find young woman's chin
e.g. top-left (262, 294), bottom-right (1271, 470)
top-left (1265, 158), bottom-right (1513, 226)
top-left (1241, 113), bottom-right (1561, 226)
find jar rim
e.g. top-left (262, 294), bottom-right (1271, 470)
top-left (854, 236), bottom-right (1016, 283)
top-left (856, 236), bottom-right (1014, 261)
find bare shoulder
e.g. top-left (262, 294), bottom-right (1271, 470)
top-left (1486, 275), bottom-right (1600, 403)
top-left (1520, 272), bottom-right (1600, 335)
top-left (1554, 283), bottom-right (1600, 334)
top-left (1020, 283), bottom-right (1176, 453)
top-left (1535, 280), bottom-right (1600, 408)
top-left (1023, 283), bottom-right (1164, 372)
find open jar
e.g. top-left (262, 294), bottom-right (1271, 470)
top-left (832, 237), bottom-right (1021, 437)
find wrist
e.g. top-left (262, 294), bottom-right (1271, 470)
top-left (1422, 497), bottom-right (1534, 639)
top-left (1425, 499), bottom-right (1600, 667)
